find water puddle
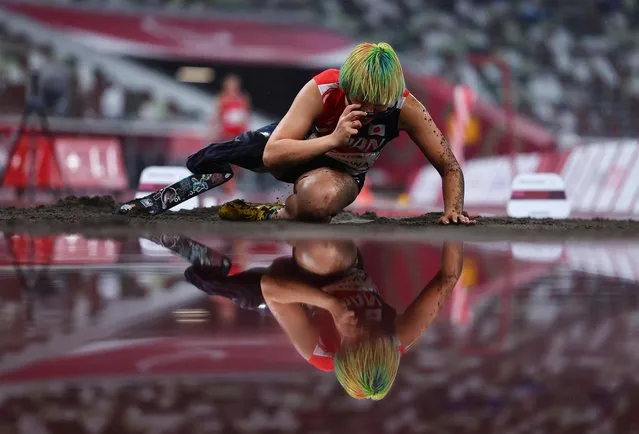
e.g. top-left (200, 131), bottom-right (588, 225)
top-left (0, 233), bottom-right (637, 431)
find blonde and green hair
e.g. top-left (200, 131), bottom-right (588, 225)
top-left (334, 336), bottom-right (400, 400)
top-left (339, 42), bottom-right (405, 106)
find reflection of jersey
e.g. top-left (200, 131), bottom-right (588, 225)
top-left (308, 69), bottom-right (410, 175)
top-left (219, 95), bottom-right (249, 138)
top-left (308, 268), bottom-right (405, 372)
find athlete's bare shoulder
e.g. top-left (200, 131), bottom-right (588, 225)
top-left (398, 93), bottom-right (430, 131)
top-left (293, 79), bottom-right (325, 116)
top-left (266, 79), bottom-right (324, 145)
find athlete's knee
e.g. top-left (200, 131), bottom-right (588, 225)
top-left (293, 240), bottom-right (358, 275)
top-left (294, 179), bottom-right (339, 221)
top-left (294, 169), bottom-right (357, 222)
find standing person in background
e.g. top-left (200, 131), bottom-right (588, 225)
top-left (214, 74), bottom-right (251, 195)
top-left (216, 74), bottom-right (251, 140)
top-left (37, 46), bottom-right (72, 117)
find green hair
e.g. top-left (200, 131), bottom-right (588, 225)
top-left (339, 42), bottom-right (405, 106)
top-left (334, 336), bottom-right (400, 401)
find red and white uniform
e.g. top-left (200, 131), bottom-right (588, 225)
top-left (309, 69), bottom-right (410, 175)
top-left (307, 268), bottom-right (406, 372)
top-left (218, 95), bottom-right (250, 139)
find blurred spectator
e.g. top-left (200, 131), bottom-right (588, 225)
top-left (214, 74), bottom-right (251, 141)
top-left (138, 90), bottom-right (167, 121)
top-left (4, 0), bottom-right (639, 139)
top-left (211, 73), bottom-right (270, 195)
top-left (100, 79), bottom-right (126, 120)
top-left (0, 51), bottom-right (27, 89)
top-left (37, 45), bottom-right (73, 117)
top-left (88, 68), bottom-right (108, 118)
top-left (309, 0), bottom-right (639, 137)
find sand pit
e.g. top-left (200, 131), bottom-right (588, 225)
top-left (0, 196), bottom-right (638, 242)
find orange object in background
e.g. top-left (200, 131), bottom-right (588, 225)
top-left (447, 114), bottom-right (481, 146)
top-left (352, 178), bottom-right (374, 208)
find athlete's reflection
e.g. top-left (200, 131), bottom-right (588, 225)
top-left (149, 235), bottom-right (463, 401)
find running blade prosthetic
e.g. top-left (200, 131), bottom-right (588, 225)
top-left (118, 172), bottom-right (232, 216)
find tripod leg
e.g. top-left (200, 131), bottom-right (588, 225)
top-left (0, 108), bottom-right (31, 200)
top-left (37, 107), bottom-right (65, 198)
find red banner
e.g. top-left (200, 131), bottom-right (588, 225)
top-left (1, 134), bottom-right (127, 191)
top-left (55, 136), bottom-right (127, 190)
top-left (0, 1), bottom-right (350, 65)
top-left (1, 234), bottom-right (121, 265)
top-left (1, 135), bottom-right (62, 189)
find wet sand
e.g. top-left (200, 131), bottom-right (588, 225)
top-left (0, 196), bottom-right (638, 242)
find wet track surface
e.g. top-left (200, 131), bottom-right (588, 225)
top-left (0, 233), bottom-right (638, 433)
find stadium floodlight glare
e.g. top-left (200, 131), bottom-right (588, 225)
top-left (177, 67), bottom-right (215, 83)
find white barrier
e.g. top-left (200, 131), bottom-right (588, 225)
top-left (507, 173), bottom-right (571, 219)
top-left (409, 141), bottom-right (639, 217)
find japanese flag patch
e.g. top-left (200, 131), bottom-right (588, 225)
top-left (369, 124), bottom-right (386, 136)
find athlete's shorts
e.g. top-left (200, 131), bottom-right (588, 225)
top-left (186, 122), bottom-right (366, 190)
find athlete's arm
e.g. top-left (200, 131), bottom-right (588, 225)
top-left (261, 258), bottom-right (339, 360)
top-left (399, 94), bottom-right (474, 225)
top-left (263, 80), bottom-right (365, 168)
top-left (395, 241), bottom-right (464, 351)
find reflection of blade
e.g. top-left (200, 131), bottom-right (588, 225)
top-left (143, 235), bottom-right (231, 270)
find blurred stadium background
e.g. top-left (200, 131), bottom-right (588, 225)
top-left (0, 0), bottom-right (637, 216)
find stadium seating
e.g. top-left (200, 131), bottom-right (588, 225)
top-left (0, 24), bottom-right (191, 121)
top-left (4, 0), bottom-right (637, 138)
top-left (315, 0), bottom-right (639, 138)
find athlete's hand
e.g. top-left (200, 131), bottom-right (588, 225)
top-left (328, 299), bottom-right (360, 338)
top-left (440, 210), bottom-right (476, 225)
top-left (331, 104), bottom-right (367, 147)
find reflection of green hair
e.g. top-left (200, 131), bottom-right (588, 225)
top-left (334, 336), bottom-right (400, 401)
top-left (339, 42), bottom-right (405, 106)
